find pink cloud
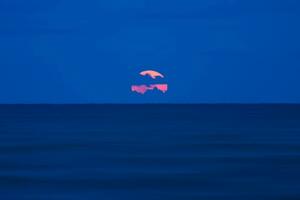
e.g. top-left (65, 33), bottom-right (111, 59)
top-left (131, 84), bottom-right (168, 94)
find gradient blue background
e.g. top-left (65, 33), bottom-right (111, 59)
top-left (0, 0), bottom-right (299, 103)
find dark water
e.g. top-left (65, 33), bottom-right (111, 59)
top-left (0, 105), bottom-right (300, 200)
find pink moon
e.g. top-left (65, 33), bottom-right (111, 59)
top-left (131, 70), bottom-right (168, 94)
top-left (139, 70), bottom-right (164, 79)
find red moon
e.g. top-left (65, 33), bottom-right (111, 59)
top-left (131, 70), bottom-right (168, 94)
top-left (139, 70), bottom-right (164, 79)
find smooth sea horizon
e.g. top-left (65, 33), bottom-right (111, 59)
top-left (0, 104), bottom-right (300, 199)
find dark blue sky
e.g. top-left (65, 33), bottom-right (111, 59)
top-left (0, 0), bottom-right (300, 103)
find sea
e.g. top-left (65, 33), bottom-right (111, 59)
top-left (0, 104), bottom-right (299, 200)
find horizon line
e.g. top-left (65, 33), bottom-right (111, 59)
top-left (0, 103), bottom-right (300, 105)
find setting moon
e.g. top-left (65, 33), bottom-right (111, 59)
top-left (131, 70), bottom-right (168, 94)
top-left (139, 70), bottom-right (164, 79)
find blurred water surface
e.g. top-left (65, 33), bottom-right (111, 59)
top-left (0, 105), bottom-right (300, 200)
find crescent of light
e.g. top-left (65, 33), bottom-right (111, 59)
top-left (139, 70), bottom-right (164, 79)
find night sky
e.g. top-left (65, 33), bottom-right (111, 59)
top-left (0, 0), bottom-right (299, 103)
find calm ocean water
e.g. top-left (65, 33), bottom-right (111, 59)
top-left (0, 105), bottom-right (300, 200)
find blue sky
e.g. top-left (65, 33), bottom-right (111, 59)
top-left (0, 0), bottom-right (299, 103)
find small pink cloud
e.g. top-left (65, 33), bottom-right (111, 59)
top-left (131, 84), bottom-right (168, 94)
